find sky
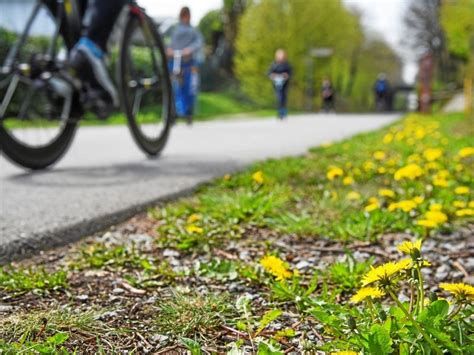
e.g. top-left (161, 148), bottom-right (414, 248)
top-left (139, 0), bottom-right (417, 84)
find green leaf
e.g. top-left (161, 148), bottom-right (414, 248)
top-left (180, 338), bottom-right (202, 355)
top-left (418, 300), bottom-right (449, 326)
top-left (275, 328), bottom-right (296, 339)
top-left (256, 309), bottom-right (282, 335)
top-left (47, 332), bottom-right (69, 346)
top-left (368, 324), bottom-right (393, 355)
top-left (257, 341), bottom-right (283, 355)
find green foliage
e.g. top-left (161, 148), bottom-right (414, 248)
top-left (78, 243), bottom-right (151, 269)
top-left (154, 292), bottom-right (235, 340)
top-left (0, 266), bottom-right (67, 292)
top-left (441, 0), bottom-right (474, 61)
top-left (198, 10), bottom-right (224, 46)
top-left (0, 308), bottom-right (106, 353)
top-left (235, 0), bottom-right (402, 111)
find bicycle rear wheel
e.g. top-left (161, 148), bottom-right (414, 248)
top-left (0, 2), bottom-right (79, 170)
top-left (118, 11), bottom-right (173, 156)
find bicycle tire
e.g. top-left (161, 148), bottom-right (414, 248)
top-left (0, 8), bottom-right (79, 170)
top-left (0, 119), bottom-right (78, 170)
top-left (118, 12), bottom-right (173, 157)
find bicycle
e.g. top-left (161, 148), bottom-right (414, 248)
top-left (0, 0), bottom-right (173, 169)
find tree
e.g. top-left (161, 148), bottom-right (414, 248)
top-left (441, 0), bottom-right (474, 61)
top-left (234, 0), bottom-right (401, 110)
top-left (198, 10), bottom-right (224, 50)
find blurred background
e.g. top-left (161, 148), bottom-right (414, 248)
top-left (0, 0), bottom-right (472, 117)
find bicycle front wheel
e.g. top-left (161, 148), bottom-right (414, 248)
top-left (118, 12), bottom-right (173, 157)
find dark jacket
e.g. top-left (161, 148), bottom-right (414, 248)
top-left (268, 61), bottom-right (292, 78)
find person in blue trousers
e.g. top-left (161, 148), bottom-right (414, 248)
top-left (268, 49), bottom-right (292, 119)
top-left (166, 7), bottom-right (203, 124)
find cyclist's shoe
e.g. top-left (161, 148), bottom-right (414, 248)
top-left (70, 37), bottom-right (119, 109)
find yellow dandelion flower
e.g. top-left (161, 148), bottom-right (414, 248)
top-left (423, 148), bottom-right (443, 162)
top-left (417, 219), bottom-right (438, 228)
top-left (252, 171), bottom-right (264, 184)
top-left (373, 151), bottom-right (386, 160)
top-left (408, 153), bottom-right (421, 163)
top-left (437, 170), bottom-right (449, 178)
top-left (260, 255), bottom-right (292, 281)
top-left (439, 283), bottom-right (474, 301)
top-left (343, 176), bottom-right (354, 186)
top-left (362, 259), bottom-right (411, 286)
top-left (397, 239), bottom-right (422, 255)
top-left (458, 147), bottom-right (474, 158)
top-left (365, 203), bottom-right (379, 212)
top-left (455, 186), bottom-right (470, 195)
top-left (223, 174), bottom-right (232, 181)
top-left (350, 287), bottom-right (385, 303)
top-left (327, 167), bottom-right (344, 180)
top-left (185, 225), bottom-right (203, 234)
top-left (383, 133), bottom-right (393, 144)
top-left (469, 201), bottom-right (474, 208)
top-left (346, 191), bottom-right (361, 201)
top-left (394, 164), bottom-right (424, 181)
top-left (413, 196), bottom-right (424, 204)
top-left (456, 209), bottom-right (474, 217)
top-left (363, 161), bottom-right (375, 171)
top-left (377, 167), bottom-right (387, 174)
top-left (368, 197), bottom-right (379, 204)
top-left (429, 203), bottom-right (442, 211)
top-left (187, 213), bottom-right (201, 223)
top-left (453, 201), bottom-right (467, 208)
top-left (425, 162), bottom-right (440, 170)
top-left (425, 210), bottom-right (448, 224)
top-left (379, 189), bottom-right (395, 198)
top-left (433, 176), bottom-right (449, 187)
top-left (388, 200), bottom-right (418, 212)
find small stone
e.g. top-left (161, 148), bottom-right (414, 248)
top-left (435, 264), bottom-right (450, 281)
top-left (295, 260), bottom-right (311, 270)
top-left (151, 334), bottom-right (169, 343)
top-left (464, 275), bottom-right (474, 284)
top-left (0, 304), bottom-right (13, 312)
top-left (163, 249), bottom-right (180, 257)
top-left (76, 294), bottom-right (89, 301)
top-left (112, 287), bottom-right (125, 294)
top-left (98, 310), bottom-right (118, 320)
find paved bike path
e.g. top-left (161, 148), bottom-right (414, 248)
top-left (0, 113), bottom-right (399, 262)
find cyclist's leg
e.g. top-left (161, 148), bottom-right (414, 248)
top-left (70, 0), bottom-right (125, 108)
top-left (41, 0), bottom-right (80, 49)
top-left (82, 0), bottom-right (126, 52)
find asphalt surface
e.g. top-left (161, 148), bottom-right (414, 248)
top-left (0, 113), bottom-right (399, 262)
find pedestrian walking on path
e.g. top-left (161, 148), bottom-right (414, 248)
top-left (268, 49), bottom-right (292, 119)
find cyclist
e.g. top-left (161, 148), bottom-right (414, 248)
top-left (44, 0), bottom-right (126, 115)
top-left (166, 7), bottom-right (203, 124)
top-left (268, 49), bottom-right (292, 119)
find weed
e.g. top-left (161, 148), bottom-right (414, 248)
top-left (0, 266), bottom-right (67, 293)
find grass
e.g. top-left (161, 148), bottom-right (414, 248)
top-left (3, 91), bottom-right (274, 129)
top-left (0, 266), bottom-right (67, 293)
top-left (0, 307), bottom-right (110, 353)
top-left (154, 292), bottom-right (235, 341)
top-left (0, 112), bottom-right (472, 352)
